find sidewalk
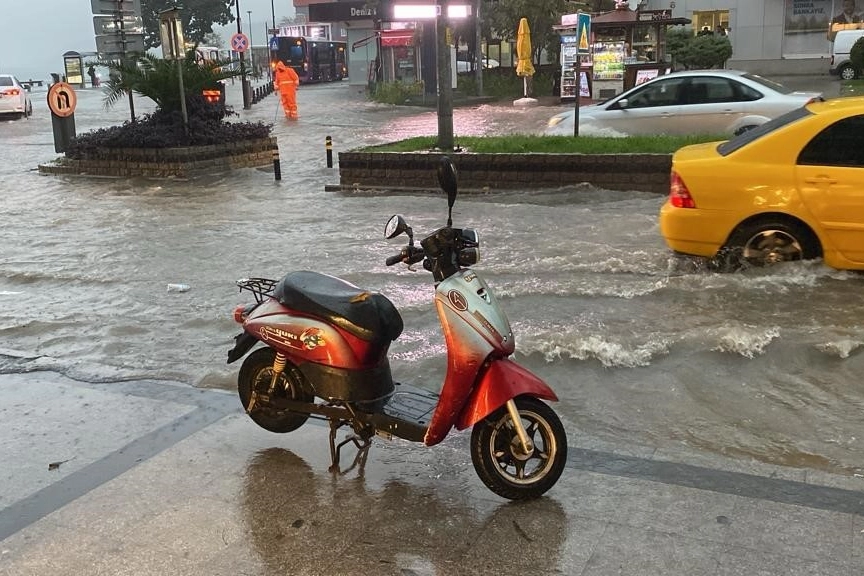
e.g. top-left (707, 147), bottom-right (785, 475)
top-left (1, 371), bottom-right (861, 575)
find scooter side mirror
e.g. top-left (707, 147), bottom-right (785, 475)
top-left (437, 156), bottom-right (458, 209)
top-left (385, 214), bottom-right (409, 239)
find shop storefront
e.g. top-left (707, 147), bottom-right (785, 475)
top-left (379, 27), bottom-right (420, 83)
top-left (307, 0), bottom-right (384, 87)
top-left (643, 0), bottom-right (841, 74)
top-left (556, 6), bottom-right (688, 101)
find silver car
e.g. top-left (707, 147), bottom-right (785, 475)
top-left (0, 74), bottom-right (33, 120)
top-left (545, 70), bottom-right (822, 137)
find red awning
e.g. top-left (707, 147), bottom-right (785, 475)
top-left (380, 30), bottom-right (414, 47)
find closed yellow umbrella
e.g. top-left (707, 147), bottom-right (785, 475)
top-left (515, 17), bottom-right (535, 98)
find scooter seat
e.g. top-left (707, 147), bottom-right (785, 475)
top-left (273, 271), bottom-right (403, 343)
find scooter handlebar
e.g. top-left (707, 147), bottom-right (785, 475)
top-left (385, 253), bottom-right (405, 266)
top-left (386, 246), bottom-right (425, 266)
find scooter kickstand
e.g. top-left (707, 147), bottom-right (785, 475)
top-left (328, 420), bottom-right (371, 475)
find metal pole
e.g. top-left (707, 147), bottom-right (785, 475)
top-left (474, 0), bottom-right (482, 96)
top-left (270, 0), bottom-right (276, 36)
top-left (172, 19), bottom-right (188, 136)
top-left (118, 0), bottom-right (135, 122)
top-left (247, 11), bottom-right (254, 72)
top-left (269, 0), bottom-right (276, 82)
top-left (436, 0), bottom-right (454, 151)
top-left (236, 0), bottom-right (251, 110)
top-left (573, 63), bottom-right (580, 137)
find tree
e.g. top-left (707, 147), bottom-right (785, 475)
top-left (98, 51), bottom-right (240, 113)
top-left (202, 32), bottom-right (226, 48)
top-left (850, 36), bottom-right (864, 76)
top-left (141, 0), bottom-right (234, 50)
top-left (482, 0), bottom-right (572, 66)
top-left (480, 0), bottom-right (618, 66)
top-left (666, 26), bottom-right (732, 70)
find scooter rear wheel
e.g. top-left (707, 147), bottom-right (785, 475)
top-left (238, 347), bottom-right (314, 433)
top-left (470, 396), bottom-right (567, 500)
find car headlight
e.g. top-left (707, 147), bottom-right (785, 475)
top-left (547, 115), bottom-right (567, 127)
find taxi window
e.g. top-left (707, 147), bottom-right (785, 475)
top-left (798, 115), bottom-right (864, 166)
top-left (717, 106), bottom-right (812, 156)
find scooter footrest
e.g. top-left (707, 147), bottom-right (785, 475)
top-left (380, 383), bottom-right (438, 426)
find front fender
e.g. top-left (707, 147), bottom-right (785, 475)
top-left (455, 358), bottom-right (558, 431)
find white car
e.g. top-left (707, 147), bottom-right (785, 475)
top-left (0, 74), bottom-right (32, 119)
top-left (456, 53), bottom-right (500, 74)
top-left (545, 70), bottom-right (822, 137)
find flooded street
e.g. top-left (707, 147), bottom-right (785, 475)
top-left (1, 79), bottom-right (863, 480)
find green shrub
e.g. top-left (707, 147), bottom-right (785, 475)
top-left (666, 26), bottom-right (732, 69)
top-left (851, 37), bottom-right (864, 76)
top-left (370, 81), bottom-right (424, 104)
top-left (457, 66), bottom-right (556, 99)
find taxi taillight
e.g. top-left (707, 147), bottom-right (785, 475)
top-left (669, 171), bottom-right (696, 209)
top-left (233, 305), bottom-right (248, 324)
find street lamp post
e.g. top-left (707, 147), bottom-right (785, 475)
top-left (158, 7), bottom-right (188, 136)
top-left (247, 10), bottom-right (254, 72)
top-left (269, 0), bottom-right (277, 82)
top-left (436, 0), bottom-right (454, 151)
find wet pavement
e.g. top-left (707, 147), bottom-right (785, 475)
top-left (1, 74), bottom-right (863, 575)
top-left (2, 371), bottom-right (862, 575)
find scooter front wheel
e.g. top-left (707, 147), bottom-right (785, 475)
top-left (470, 396), bottom-right (567, 500)
top-left (238, 347), bottom-right (314, 433)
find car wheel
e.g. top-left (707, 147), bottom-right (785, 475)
top-left (840, 65), bottom-right (857, 80)
top-left (717, 219), bottom-right (820, 270)
top-left (733, 125), bottom-right (757, 136)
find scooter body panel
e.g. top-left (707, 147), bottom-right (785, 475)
top-left (455, 358), bottom-right (559, 431)
top-left (242, 298), bottom-right (396, 402)
top-left (243, 299), bottom-right (387, 369)
top-left (424, 269), bottom-right (517, 446)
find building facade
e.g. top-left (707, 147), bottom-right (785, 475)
top-left (649, 0), bottom-right (845, 74)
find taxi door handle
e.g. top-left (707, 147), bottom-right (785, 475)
top-left (804, 176), bottom-right (838, 184)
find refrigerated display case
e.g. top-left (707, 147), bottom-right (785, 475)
top-left (592, 41), bottom-right (625, 80)
top-left (558, 33), bottom-right (592, 101)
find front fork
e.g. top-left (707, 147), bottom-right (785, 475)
top-left (245, 352), bottom-right (287, 413)
top-left (505, 399), bottom-right (534, 455)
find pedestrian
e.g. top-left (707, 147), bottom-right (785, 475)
top-left (87, 65), bottom-right (99, 87)
top-left (274, 61), bottom-right (299, 120)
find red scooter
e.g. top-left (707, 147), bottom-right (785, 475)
top-left (227, 157), bottom-right (567, 500)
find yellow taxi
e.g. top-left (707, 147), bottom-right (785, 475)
top-left (659, 96), bottom-right (864, 270)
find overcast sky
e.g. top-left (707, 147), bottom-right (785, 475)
top-left (1, 0), bottom-right (295, 81)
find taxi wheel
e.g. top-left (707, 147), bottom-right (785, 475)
top-left (723, 220), bottom-right (820, 269)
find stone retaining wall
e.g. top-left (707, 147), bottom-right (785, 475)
top-left (338, 151), bottom-right (672, 194)
top-left (38, 137), bottom-right (279, 179)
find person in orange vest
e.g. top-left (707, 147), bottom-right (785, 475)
top-left (274, 61), bottom-right (300, 120)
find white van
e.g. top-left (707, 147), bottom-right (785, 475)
top-left (830, 29), bottom-right (864, 80)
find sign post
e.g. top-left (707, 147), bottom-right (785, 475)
top-left (47, 82), bottom-right (77, 153)
top-left (574, 12), bottom-right (591, 137)
top-left (91, 0), bottom-right (143, 123)
top-left (234, 0), bottom-right (252, 110)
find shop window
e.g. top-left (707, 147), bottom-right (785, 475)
top-left (693, 10), bottom-right (730, 36)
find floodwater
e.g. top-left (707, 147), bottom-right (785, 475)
top-left (1, 79), bottom-right (863, 479)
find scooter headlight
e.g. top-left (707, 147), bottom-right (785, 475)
top-left (459, 247), bottom-right (480, 266)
